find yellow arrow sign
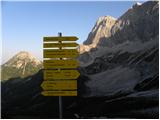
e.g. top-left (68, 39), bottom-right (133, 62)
top-left (43, 49), bottom-right (78, 58)
top-left (41, 91), bottom-right (77, 96)
top-left (44, 36), bottom-right (78, 42)
top-left (44, 70), bottom-right (80, 80)
top-left (41, 80), bottom-right (77, 90)
top-left (43, 60), bottom-right (79, 69)
top-left (43, 43), bottom-right (79, 48)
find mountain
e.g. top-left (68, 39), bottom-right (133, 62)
top-left (78, 16), bottom-right (116, 54)
top-left (98, 1), bottom-right (158, 46)
top-left (84, 16), bottom-right (116, 45)
top-left (79, 1), bottom-right (158, 95)
top-left (1, 1), bottom-right (159, 119)
top-left (78, 1), bottom-right (159, 66)
top-left (1, 51), bottom-right (43, 80)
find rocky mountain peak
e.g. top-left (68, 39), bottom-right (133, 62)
top-left (93, 16), bottom-right (116, 32)
top-left (132, 2), bottom-right (142, 9)
top-left (79, 16), bottom-right (116, 54)
top-left (1, 51), bottom-right (42, 80)
top-left (98, 1), bottom-right (159, 47)
top-left (83, 16), bottom-right (116, 45)
top-left (15, 51), bottom-right (33, 58)
top-left (79, 1), bottom-right (158, 66)
top-left (14, 51), bottom-right (37, 60)
top-left (4, 51), bottom-right (42, 68)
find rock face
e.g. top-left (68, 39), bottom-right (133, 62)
top-left (79, 1), bottom-right (159, 95)
top-left (78, 16), bottom-right (116, 54)
top-left (79, 1), bottom-right (159, 66)
top-left (1, 51), bottom-right (42, 80)
top-left (99, 1), bottom-right (159, 46)
top-left (1, 1), bottom-right (159, 119)
top-left (84, 16), bottom-right (116, 45)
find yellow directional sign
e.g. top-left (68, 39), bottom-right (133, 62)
top-left (41, 91), bottom-right (77, 96)
top-left (44, 70), bottom-right (80, 80)
top-left (41, 80), bottom-right (77, 90)
top-left (43, 43), bottom-right (78, 48)
top-left (44, 36), bottom-right (78, 42)
top-left (43, 49), bottom-right (78, 58)
top-left (42, 35), bottom-right (79, 96)
top-left (43, 60), bottom-right (79, 69)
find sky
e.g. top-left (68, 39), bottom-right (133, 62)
top-left (2, 1), bottom-right (144, 63)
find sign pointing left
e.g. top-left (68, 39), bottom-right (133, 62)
top-left (41, 80), bottom-right (77, 90)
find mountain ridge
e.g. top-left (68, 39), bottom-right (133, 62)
top-left (78, 1), bottom-right (158, 66)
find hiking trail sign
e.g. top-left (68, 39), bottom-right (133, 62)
top-left (43, 59), bottom-right (79, 69)
top-left (42, 35), bottom-right (79, 96)
top-left (43, 49), bottom-right (78, 58)
top-left (41, 80), bottom-right (77, 90)
top-left (43, 36), bottom-right (78, 42)
top-left (44, 70), bottom-right (80, 80)
top-left (41, 91), bottom-right (77, 96)
top-left (44, 43), bottom-right (78, 48)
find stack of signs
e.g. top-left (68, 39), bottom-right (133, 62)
top-left (41, 36), bottom-right (80, 96)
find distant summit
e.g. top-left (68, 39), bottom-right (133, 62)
top-left (4, 51), bottom-right (42, 68)
top-left (1, 51), bottom-right (42, 80)
top-left (132, 2), bottom-right (142, 8)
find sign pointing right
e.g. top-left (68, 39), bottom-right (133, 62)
top-left (44, 70), bottom-right (80, 80)
top-left (44, 49), bottom-right (78, 58)
top-left (44, 36), bottom-right (78, 42)
top-left (42, 91), bottom-right (77, 96)
top-left (44, 43), bottom-right (79, 48)
top-left (43, 59), bottom-right (79, 69)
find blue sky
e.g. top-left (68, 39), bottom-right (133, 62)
top-left (2, 1), bottom-right (143, 63)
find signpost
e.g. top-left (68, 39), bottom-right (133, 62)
top-left (42, 33), bottom-right (79, 118)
